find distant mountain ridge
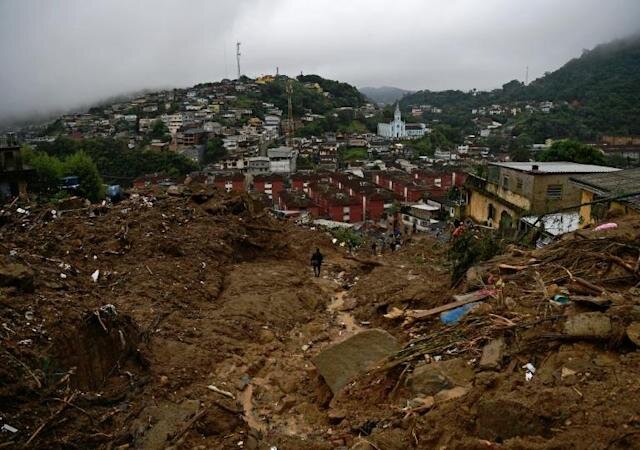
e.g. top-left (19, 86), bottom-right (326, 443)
top-left (400, 33), bottom-right (640, 137)
top-left (359, 86), bottom-right (414, 105)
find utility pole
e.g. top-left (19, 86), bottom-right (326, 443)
top-left (236, 42), bottom-right (241, 79)
top-left (286, 79), bottom-right (295, 147)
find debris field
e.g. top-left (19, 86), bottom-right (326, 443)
top-left (1, 187), bottom-right (640, 449)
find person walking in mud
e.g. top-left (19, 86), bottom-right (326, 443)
top-left (371, 240), bottom-right (377, 256)
top-left (310, 248), bottom-right (324, 277)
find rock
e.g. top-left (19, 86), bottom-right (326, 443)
top-left (0, 261), bottom-right (35, 292)
top-left (406, 396), bottom-right (435, 409)
top-left (479, 338), bottom-right (505, 370)
top-left (434, 386), bottom-right (468, 403)
top-left (167, 185), bottom-right (185, 196)
top-left (476, 398), bottom-right (549, 440)
top-left (350, 441), bottom-right (375, 450)
top-left (58, 196), bottom-right (87, 210)
top-left (406, 358), bottom-right (475, 396)
top-left (406, 365), bottom-right (451, 395)
top-left (563, 312), bottom-right (612, 338)
top-left (561, 367), bottom-right (577, 379)
top-left (626, 322), bottom-right (640, 346)
top-left (312, 329), bottom-right (400, 394)
top-left (327, 408), bottom-right (347, 424)
top-left (274, 395), bottom-right (296, 413)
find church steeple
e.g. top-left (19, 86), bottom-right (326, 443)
top-left (394, 103), bottom-right (401, 121)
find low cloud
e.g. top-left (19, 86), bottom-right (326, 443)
top-left (1, 0), bottom-right (639, 124)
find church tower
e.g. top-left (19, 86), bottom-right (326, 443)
top-left (394, 103), bottom-right (401, 121)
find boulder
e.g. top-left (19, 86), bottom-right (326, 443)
top-left (476, 398), bottom-right (549, 440)
top-left (312, 329), bottom-right (400, 394)
top-left (563, 312), bottom-right (612, 338)
top-left (0, 261), bottom-right (34, 292)
top-left (627, 322), bottom-right (640, 346)
top-left (434, 386), bottom-right (469, 403)
top-left (406, 358), bottom-right (474, 395)
top-left (479, 338), bottom-right (505, 370)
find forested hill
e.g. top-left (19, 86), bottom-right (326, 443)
top-left (359, 86), bottom-right (413, 105)
top-left (400, 33), bottom-right (640, 137)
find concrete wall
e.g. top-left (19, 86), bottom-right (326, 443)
top-left (467, 189), bottom-right (518, 228)
top-left (530, 174), bottom-right (583, 214)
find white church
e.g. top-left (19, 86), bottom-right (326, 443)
top-left (377, 104), bottom-right (428, 139)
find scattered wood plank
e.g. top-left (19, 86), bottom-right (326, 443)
top-left (498, 264), bottom-right (528, 272)
top-left (406, 289), bottom-right (496, 320)
top-left (571, 296), bottom-right (612, 308)
top-left (207, 385), bottom-right (235, 399)
top-left (573, 276), bottom-right (605, 294)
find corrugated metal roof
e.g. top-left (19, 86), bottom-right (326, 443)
top-left (491, 162), bottom-right (620, 174)
top-left (570, 167), bottom-right (640, 209)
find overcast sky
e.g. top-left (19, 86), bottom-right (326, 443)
top-left (1, 0), bottom-right (639, 123)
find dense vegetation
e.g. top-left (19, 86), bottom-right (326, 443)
top-left (22, 147), bottom-right (105, 202)
top-left (401, 34), bottom-right (640, 140)
top-left (34, 137), bottom-right (197, 185)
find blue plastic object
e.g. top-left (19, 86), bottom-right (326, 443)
top-left (440, 302), bottom-right (480, 325)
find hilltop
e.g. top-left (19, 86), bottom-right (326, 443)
top-left (400, 33), bottom-right (640, 139)
top-left (359, 86), bottom-right (414, 105)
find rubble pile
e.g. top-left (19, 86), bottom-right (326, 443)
top-left (325, 219), bottom-right (640, 449)
top-left (0, 187), bottom-right (341, 449)
top-left (1, 187), bottom-right (640, 449)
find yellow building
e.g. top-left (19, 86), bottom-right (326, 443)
top-left (255, 75), bottom-right (275, 85)
top-left (570, 168), bottom-right (640, 226)
top-left (466, 162), bottom-right (619, 229)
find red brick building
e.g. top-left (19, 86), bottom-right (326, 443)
top-left (253, 174), bottom-right (285, 202)
top-left (277, 190), bottom-right (320, 217)
top-left (213, 172), bottom-right (245, 192)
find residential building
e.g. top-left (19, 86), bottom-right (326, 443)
top-left (268, 147), bottom-right (298, 173)
top-left (253, 174), bottom-right (284, 201)
top-left (0, 134), bottom-right (32, 199)
top-left (213, 172), bottom-right (245, 192)
top-left (570, 167), bottom-right (640, 226)
top-left (465, 162), bottom-right (620, 229)
top-left (245, 156), bottom-right (270, 175)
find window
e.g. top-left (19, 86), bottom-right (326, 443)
top-left (502, 175), bottom-right (509, 189)
top-left (547, 184), bottom-right (563, 200)
top-left (516, 178), bottom-right (523, 190)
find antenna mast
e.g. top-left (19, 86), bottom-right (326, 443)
top-left (236, 42), bottom-right (241, 79)
top-left (286, 79), bottom-right (295, 147)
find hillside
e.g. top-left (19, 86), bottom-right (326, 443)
top-left (359, 86), bottom-right (414, 105)
top-left (401, 33), bottom-right (640, 138)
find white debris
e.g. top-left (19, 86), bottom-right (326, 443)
top-left (100, 304), bottom-right (118, 317)
top-left (523, 362), bottom-right (536, 381)
top-left (1, 423), bottom-right (18, 433)
top-left (60, 273), bottom-right (67, 279)
top-left (91, 269), bottom-right (100, 283)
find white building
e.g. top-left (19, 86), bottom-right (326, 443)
top-left (267, 147), bottom-right (298, 173)
top-left (377, 104), bottom-right (427, 139)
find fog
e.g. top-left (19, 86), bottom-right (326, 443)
top-left (1, 0), bottom-right (639, 124)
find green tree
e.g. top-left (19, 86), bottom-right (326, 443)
top-left (149, 120), bottom-right (171, 142)
top-left (203, 137), bottom-right (227, 164)
top-left (63, 152), bottom-right (105, 202)
top-left (537, 139), bottom-right (606, 165)
top-left (21, 146), bottom-right (64, 195)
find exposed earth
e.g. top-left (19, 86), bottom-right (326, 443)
top-left (1, 187), bottom-right (640, 449)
